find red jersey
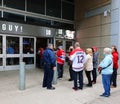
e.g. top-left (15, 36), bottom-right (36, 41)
top-left (70, 47), bottom-right (86, 72)
top-left (56, 49), bottom-right (65, 64)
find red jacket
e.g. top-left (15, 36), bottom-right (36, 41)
top-left (56, 49), bottom-right (65, 64)
top-left (112, 51), bottom-right (119, 69)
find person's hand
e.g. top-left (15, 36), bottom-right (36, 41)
top-left (53, 67), bottom-right (56, 70)
top-left (98, 67), bottom-right (102, 74)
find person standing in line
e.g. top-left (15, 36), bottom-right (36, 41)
top-left (69, 42), bottom-right (86, 91)
top-left (39, 48), bottom-right (44, 68)
top-left (98, 48), bottom-right (113, 97)
top-left (68, 46), bottom-right (74, 81)
top-left (56, 46), bottom-right (66, 79)
top-left (92, 46), bottom-right (99, 84)
top-left (42, 43), bottom-right (56, 90)
top-left (111, 45), bottom-right (119, 88)
top-left (84, 48), bottom-right (93, 87)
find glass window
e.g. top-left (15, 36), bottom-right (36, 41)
top-left (6, 36), bottom-right (19, 54)
top-left (64, 0), bottom-right (74, 3)
top-left (0, 58), bottom-right (2, 66)
top-left (23, 57), bottom-right (34, 64)
top-left (3, 12), bottom-right (24, 22)
top-left (27, 0), bottom-right (45, 14)
top-left (52, 21), bottom-right (74, 30)
top-left (46, 0), bottom-right (61, 18)
top-left (56, 40), bottom-right (63, 49)
top-left (66, 41), bottom-right (72, 52)
top-left (6, 58), bottom-right (19, 65)
top-left (23, 38), bottom-right (34, 54)
top-left (4, 0), bottom-right (25, 10)
top-left (0, 0), bottom-right (2, 6)
top-left (26, 16), bottom-right (51, 26)
top-left (0, 36), bottom-right (2, 54)
top-left (0, 11), bottom-right (1, 18)
top-left (62, 2), bottom-right (74, 20)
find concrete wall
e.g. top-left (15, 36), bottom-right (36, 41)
top-left (77, 14), bottom-right (111, 58)
top-left (75, 0), bottom-right (111, 59)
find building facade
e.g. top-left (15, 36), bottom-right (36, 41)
top-left (0, 0), bottom-right (75, 71)
top-left (75, 0), bottom-right (120, 65)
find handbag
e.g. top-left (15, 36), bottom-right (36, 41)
top-left (98, 61), bottom-right (112, 74)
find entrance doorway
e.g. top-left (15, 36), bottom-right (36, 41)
top-left (55, 39), bottom-right (74, 52)
top-left (0, 34), bottom-right (36, 71)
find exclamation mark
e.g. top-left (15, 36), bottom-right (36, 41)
top-left (20, 26), bottom-right (23, 32)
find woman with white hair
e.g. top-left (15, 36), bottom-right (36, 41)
top-left (98, 48), bottom-right (113, 97)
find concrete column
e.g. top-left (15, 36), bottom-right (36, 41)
top-left (19, 62), bottom-right (26, 90)
top-left (111, 0), bottom-right (120, 72)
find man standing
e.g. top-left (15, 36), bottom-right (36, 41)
top-left (56, 46), bottom-right (66, 79)
top-left (42, 43), bottom-right (56, 90)
top-left (69, 42), bottom-right (86, 90)
top-left (111, 45), bottom-right (119, 88)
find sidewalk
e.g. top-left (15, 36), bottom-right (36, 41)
top-left (0, 68), bottom-right (120, 104)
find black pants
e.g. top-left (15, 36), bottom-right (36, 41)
top-left (69, 65), bottom-right (73, 80)
top-left (111, 68), bottom-right (117, 87)
top-left (72, 70), bottom-right (83, 89)
top-left (43, 64), bottom-right (54, 88)
top-left (57, 63), bottom-right (64, 78)
top-left (85, 71), bottom-right (92, 86)
top-left (92, 68), bottom-right (97, 82)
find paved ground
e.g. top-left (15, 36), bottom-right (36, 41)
top-left (0, 68), bottom-right (120, 104)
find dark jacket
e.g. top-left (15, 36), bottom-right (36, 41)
top-left (43, 48), bottom-right (56, 67)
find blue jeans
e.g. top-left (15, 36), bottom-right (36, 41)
top-left (102, 74), bottom-right (112, 95)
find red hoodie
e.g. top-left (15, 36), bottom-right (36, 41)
top-left (112, 51), bottom-right (119, 69)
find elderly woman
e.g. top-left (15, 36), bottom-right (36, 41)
top-left (98, 48), bottom-right (113, 97)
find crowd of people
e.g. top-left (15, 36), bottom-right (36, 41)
top-left (42, 42), bottom-right (119, 98)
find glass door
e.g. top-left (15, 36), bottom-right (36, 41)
top-left (22, 37), bottom-right (36, 69)
top-left (5, 35), bottom-right (20, 70)
top-left (0, 34), bottom-right (36, 71)
top-left (0, 36), bottom-right (3, 70)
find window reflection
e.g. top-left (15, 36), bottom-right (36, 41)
top-left (0, 36), bottom-right (2, 54)
top-left (56, 40), bottom-right (63, 49)
top-left (23, 38), bottom-right (34, 54)
top-left (6, 58), bottom-right (19, 65)
top-left (66, 41), bottom-right (72, 52)
top-left (6, 36), bottom-right (19, 54)
top-left (0, 58), bottom-right (2, 66)
top-left (23, 57), bottom-right (34, 64)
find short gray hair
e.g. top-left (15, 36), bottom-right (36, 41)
top-left (47, 43), bottom-right (53, 48)
top-left (104, 48), bottom-right (112, 54)
top-left (74, 42), bottom-right (80, 48)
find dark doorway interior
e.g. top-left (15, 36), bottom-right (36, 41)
top-left (36, 38), bottom-right (47, 68)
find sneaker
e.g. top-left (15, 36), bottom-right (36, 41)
top-left (72, 87), bottom-right (78, 91)
top-left (100, 94), bottom-right (110, 97)
top-left (86, 84), bottom-right (92, 87)
top-left (47, 87), bottom-right (55, 90)
top-left (111, 85), bottom-right (116, 88)
top-left (68, 79), bottom-right (73, 81)
top-left (78, 87), bottom-right (83, 90)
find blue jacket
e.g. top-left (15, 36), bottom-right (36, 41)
top-left (43, 48), bottom-right (56, 67)
top-left (7, 47), bottom-right (14, 54)
top-left (99, 54), bottom-right (113, 75)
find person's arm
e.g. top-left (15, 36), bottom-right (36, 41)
top-left (49, 50), bottom-right (56, 67)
